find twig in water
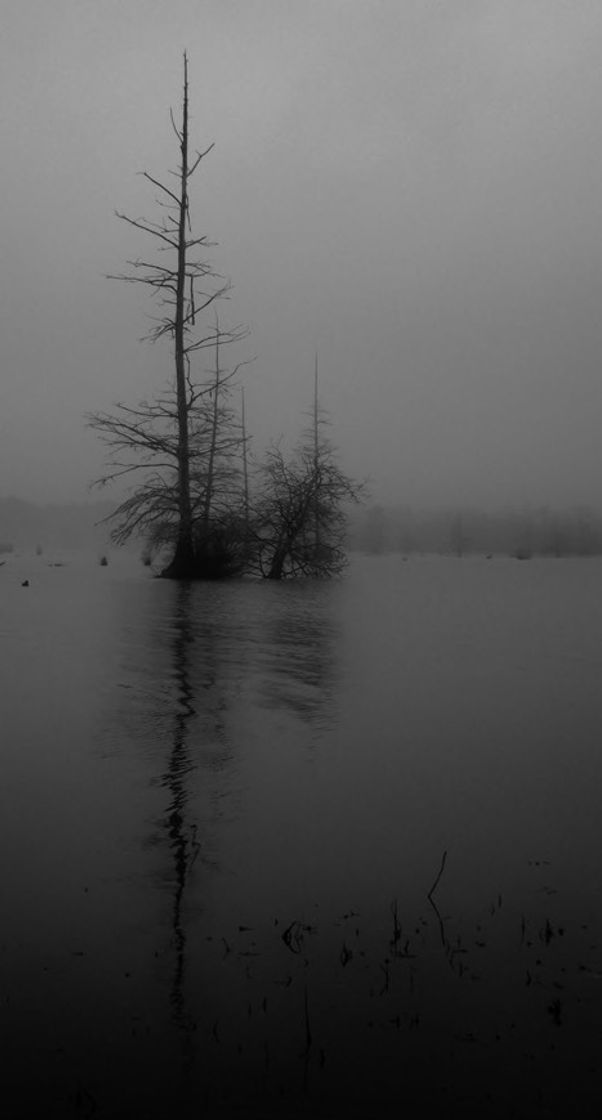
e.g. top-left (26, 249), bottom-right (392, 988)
top-left (282, 920), bottom-right (304, 954)
top-left (429, 894), bottom-right (447, 948)
top-left (427, 850), bottom-right (449, 952)
top-left (427, 849), bottom-right (448, 900)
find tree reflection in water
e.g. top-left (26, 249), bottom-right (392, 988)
top-left (256, 582), bottom-right (340, 730)
top-left (160, 581), bottom-right (198, 1054)
top-left (140, 578), bottom-right (345, 1110)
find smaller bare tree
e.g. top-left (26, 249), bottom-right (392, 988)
top-left (251, 366), bottom-right (363, 579)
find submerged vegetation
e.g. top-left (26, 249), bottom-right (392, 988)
top-left (88, 56), bottom-right (361, 580)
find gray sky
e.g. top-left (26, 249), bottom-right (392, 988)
top-left (2, 0), bottom-right (602, 509)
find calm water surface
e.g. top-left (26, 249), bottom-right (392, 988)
top-left (2, 552), bottom-right (602, 1116)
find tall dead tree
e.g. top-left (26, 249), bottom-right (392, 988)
top-left (88, 54), bottom-right (247, 577)
top-left (170, 51), bottom-right (196, 576)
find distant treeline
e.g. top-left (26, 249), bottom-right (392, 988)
top-left (0, 497), bottom-right (113, 551)
top-left (348, 504), bottom-right (602, 558)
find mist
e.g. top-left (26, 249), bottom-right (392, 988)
top-left (2, 0), bottom-right (602, 513)
top-left (6, 8), bottom-right (602, 1113)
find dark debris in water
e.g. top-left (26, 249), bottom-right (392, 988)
top-left (186, 872), bottom-right (602, 1118)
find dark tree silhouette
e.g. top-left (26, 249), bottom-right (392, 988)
top-left (88, 54), bottom-right (247, 578)
top-left (252, 363), bottom-right (363, 579)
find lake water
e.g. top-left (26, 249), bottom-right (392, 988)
top-left (2, 551), bottom-right (602, 1117)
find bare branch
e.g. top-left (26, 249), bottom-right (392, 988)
top-left (187, 143), bottom-right (215, 177)
top-left (114, 211), bottom-right (179, 249)
top-left (141, 171), bottom-right (181, 206)
top-left (170, 106), bottom-right (183, 142)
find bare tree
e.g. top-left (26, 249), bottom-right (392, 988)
top-left (252, 366), bottom-right (363, 579)
top-left (88, 54), bottom-right (247, 578)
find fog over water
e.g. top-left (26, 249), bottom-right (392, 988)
top-left (2, 1), bottom-right (602, 509)
top-left (4, 6), bottom-right (602, 1117)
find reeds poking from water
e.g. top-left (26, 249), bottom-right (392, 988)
top-left (427, 849), bottom-right (449, 951)
top-left (186, 854), bottom-right (601, 1117)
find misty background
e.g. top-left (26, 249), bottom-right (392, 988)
top-left (2, 0), bottom-right (602, 517)
top-left (6, 7), bottom-right (602, 1113)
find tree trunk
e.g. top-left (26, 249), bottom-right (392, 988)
top-left (163, 54), bottom-right (194, 579)
top-left (266, 548), bottom-right (287, 580)
top-left (201, 324), bottom-right (221, 537)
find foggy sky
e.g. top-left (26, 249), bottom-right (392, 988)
top-left (3, 0), bottom-right (602, 511)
